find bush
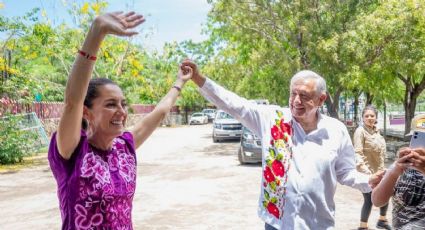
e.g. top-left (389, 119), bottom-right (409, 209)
top-left (0, 114), bottom-right (39, 164)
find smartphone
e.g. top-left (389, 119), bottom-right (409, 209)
top-left (410, 131), bottom-right (425, 148)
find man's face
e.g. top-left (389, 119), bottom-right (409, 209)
top-left (289, 79), bottom-right (326, 125)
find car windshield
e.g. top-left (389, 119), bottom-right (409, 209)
top-left (192, 113), bottom-right (203, 117)
top-left (216, 112), bottom-right (234, 119)
top-left (243, 126), bottom-right (252, 133)
top-left (202, 109), bottom-right (214, 114)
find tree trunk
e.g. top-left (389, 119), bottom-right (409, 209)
top-left (184, 106), bottom-right (189, 125)
top-left (365, 92), bottom-right (374, 106)
top-left (325, 89), bottom-right (341, 119)
top-left (403, 75), bottom-right (425, 136)
top-left (404, 87), bottom-right (417, 137)
top-left (353, 93), bottom-right (360, 126)
top-left (296, 31), bottom-right (309, 69)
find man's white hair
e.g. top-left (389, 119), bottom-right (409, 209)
top-left (290, 70), bottom-right (327, 94)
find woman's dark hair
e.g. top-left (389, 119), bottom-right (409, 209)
top-left (84, 78), bottom-right (118, 108)
top-left (362, 105), bottom-right (378, 118)
top-left (362, 105), bottom-right (378, 120)
top-left (82, 78), bottom-right (118, 130)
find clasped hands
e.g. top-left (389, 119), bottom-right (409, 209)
top-left (177, 59), bottom-right (199, 82)
top-left (369, 147), bottom-right (425, 189)
top-left (396, 147), bottom-right (425, 175)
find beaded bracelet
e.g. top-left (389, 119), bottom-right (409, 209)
top-left (172, 85), bottom-right (182, 92)
top-left (78, 49), bottom-right (97, 61)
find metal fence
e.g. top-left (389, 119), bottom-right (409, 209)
top-left (0, 99), bottom-right (181, 119)
top-left (0, 99), bottom-right (64, 119)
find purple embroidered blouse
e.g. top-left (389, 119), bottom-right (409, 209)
top-left (48, 130), bottom-right (137, 230)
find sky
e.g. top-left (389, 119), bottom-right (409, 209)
top-left (0, 0), bottom-right (212, 52)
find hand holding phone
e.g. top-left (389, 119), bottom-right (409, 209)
top-left (403, 133), bottom-right (425, 174)
top-left (410, 131), bottom-right (425, 148)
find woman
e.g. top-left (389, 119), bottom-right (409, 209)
top-left (353, 105), bottom-right (391, 230)
top-left (372, 114), bottom-right (425, 229)
top-left (372, 147), bottom-right (425, 229)
top-left (48, 12), bottom-right (192, 229)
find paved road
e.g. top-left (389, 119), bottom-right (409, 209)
top-left (0, 124), bottom-right (392, 229)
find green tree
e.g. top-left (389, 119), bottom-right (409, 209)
top-left (203, 0), bottom-right (380, 116)
top-left (337, 0), bottom-right (425, 134)
top-left (1, 1), bottom-right (203, 110)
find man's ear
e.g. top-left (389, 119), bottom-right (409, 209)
top-left (318, 93), bottom-right (327, 107)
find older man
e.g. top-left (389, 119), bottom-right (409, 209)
top-left (182, 60), bottom-right (383, 230)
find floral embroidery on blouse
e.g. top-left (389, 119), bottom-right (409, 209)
top-left (75, 137), bottom-right (136, 229)
top-left (262, 110), bottom-right (293, 219)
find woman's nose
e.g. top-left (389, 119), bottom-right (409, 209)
top-left (117, 105), bottom-right (126, 114)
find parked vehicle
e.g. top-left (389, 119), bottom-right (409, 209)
top-left (238, 99), bottom-right (269, 164)
top-left (201, 108), bottom-right (216, 122)
top-left (189, 112), bottom-right (208, 125)
top-left (238, 126), bottom-right (262, 164)
top-left (212, 110), bottom-right (242, 142)
top-left (249, 99), bottom-right (269, 105)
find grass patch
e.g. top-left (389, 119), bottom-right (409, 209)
top-left (0, 150), bottom-right (48, 173)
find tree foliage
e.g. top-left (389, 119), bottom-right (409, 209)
top-left (335, 0), bottom-right (425, 133)
top-left (1, 0), bottom-right (425, 135)
top-left (0, 1), bottom-right (203, 109)
top-left (199, 0), bottom-right (424, 132)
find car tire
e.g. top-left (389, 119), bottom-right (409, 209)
top-left (213, 135), bottom-right (219, 142)
top-left (238, 147), bottom-right (245, 164)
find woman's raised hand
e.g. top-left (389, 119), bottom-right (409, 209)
top-left (180, 59), bottom-right (206, 87)
top-left (94, 11), bottom-right (145, 37)
top-left (178, 65), bottom-right (193, 82)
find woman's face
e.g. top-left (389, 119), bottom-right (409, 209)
top-left (85, 84), bottom-right (128, 138)
top-left (363, 109), bottom-right (376, 128)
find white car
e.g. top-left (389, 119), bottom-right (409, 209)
top-left (189, 112), bottom-right (208, 125)
top-left (212, 110), bottom-right (242, 142)
top-left (201, 108), bottom-right (216, 122)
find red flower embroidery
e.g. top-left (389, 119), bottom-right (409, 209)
top-left (272, 160), bottom-right (285, 177)
top-left (264, 166), bottom-right (275, 183)
top-left (283, 134), bottom-right (288, 142)
top-left (262, 111), bottom-right (293, 220)
top-left (271, 125), bottom-right (283, 140)
top-left (280, 121), bottom-right (292, 136)
top-left (267, 202), bottom-right (280, 218)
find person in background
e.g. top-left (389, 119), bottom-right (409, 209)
top-left (353, 105), bottom-right (391, 230)
top-left (48, 12), bottom-right (192, 229)
top-left (372, 113), bottom-right (425, 229)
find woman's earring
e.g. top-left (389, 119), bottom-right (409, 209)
top-left (82, 118), bottom-right (90, 130)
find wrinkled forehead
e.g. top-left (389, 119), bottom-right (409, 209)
top-left (290, 78), bottom-right (318, 93)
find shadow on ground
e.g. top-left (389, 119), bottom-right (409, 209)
top-left (202, 141), bottom-right (240, 157)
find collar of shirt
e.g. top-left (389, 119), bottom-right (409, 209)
top-left (363, 124), bottom-right (378, 134)
top-left (291, 112), bottom-right (329, 145)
